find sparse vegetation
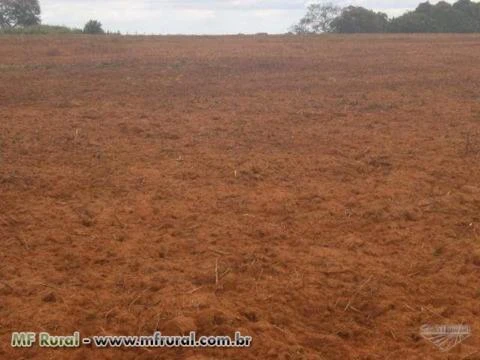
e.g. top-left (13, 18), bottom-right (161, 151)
top-left (0, 24), bottom-right (81, 34)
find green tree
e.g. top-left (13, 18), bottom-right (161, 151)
top-left (83, 20), bottom-right (104, 34)
top-left (454, 0), bottom-right (480, 31)
top-left (430, 1), bottom-right (473, 32)
top-left (331, 6), bottom-right (389, 33)
top-left (388, 12), bottom-right (440, 33)
top-left (292, 2), bottom-right (341, 34)
top-left (0, 0), bottom-right (41, 29)
top-left (389, 0), bottom-right (480, 33)
top-left (453, 0), bottom-right (480, 15)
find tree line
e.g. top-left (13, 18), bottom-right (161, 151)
top-left (3, 0), bottom-right (480, 35)
top-left (293, 0), bottom-right (480, 33)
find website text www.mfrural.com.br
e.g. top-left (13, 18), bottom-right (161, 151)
top-left (11, 331), bottom-right (252, 349)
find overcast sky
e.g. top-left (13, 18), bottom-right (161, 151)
top-left (40, 0), bottom-right (450, 34)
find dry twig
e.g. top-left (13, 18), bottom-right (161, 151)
top-left (344, 276), bottom-right (373, 312)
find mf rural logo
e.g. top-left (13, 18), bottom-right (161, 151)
top-left (420, 325), bottom-right (471, 352)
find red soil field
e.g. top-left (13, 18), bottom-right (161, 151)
top-left (1, 34), bottom-right (480, 359)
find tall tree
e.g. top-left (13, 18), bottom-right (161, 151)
top-left (292, 2), bottom-right (341, 34)
top-left (0, 0), bottom-right (41, 29)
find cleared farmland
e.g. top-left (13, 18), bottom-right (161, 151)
top-left (1, 34), bottom-right (480, 359)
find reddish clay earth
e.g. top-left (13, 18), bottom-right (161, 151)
top-left (1, 34), bottom-right (480, 360)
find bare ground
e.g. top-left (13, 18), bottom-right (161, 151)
top-left (1, 34), bottom-right (480, 359)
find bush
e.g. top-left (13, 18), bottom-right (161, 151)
top-left (83, 20), bottom-right (104, 34)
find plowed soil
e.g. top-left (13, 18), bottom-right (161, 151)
top-left (1, 34), bottom-right (480, 359)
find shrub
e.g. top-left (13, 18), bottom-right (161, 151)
top-left (83, 20), bottom-right (104, 34)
